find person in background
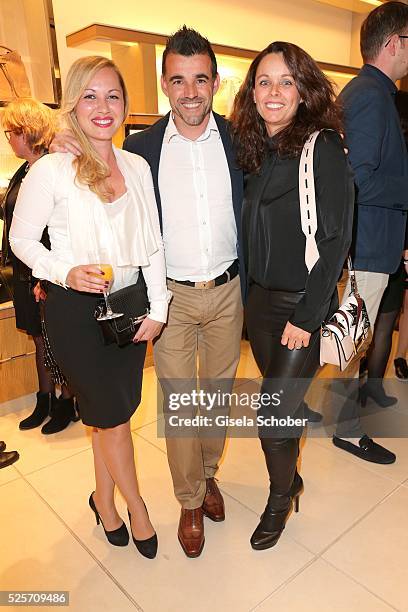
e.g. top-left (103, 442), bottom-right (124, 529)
top-left (332, 1), bottom-right (408, 464)
top-left (394, 90), bottom-right (408, 381)
top-left (1, 98), bottom-right (78, 434)
top-left (231, 41), bottom-right (354, 550)
top-left (360, 90), bottom-right (408, 391)
top-left (394, 284), bottom-right (408, 379)
top-left (10, 56), bottom-right (170, 559)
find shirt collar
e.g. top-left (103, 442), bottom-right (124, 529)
top-left (361, 64), bottom-right (398, 95)
top-left (165, 111), bottom-right (220, 143)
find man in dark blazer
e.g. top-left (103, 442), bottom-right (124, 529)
top-left (333, 1), bottom-right (408, 464)
top-left (124, 27), bottom-right (244, 558)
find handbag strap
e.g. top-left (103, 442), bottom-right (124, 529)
top-left (346, 255), bottom-right (358, 295)
top-left (298, 131), bottom-right (320, 272)
top-left (298, 130), bottom-right (360, 295)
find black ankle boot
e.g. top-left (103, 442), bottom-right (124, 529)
top-left (250, 497), bottom-right (293, 550)
top-left (251, 472), bottom-right (304, 551)
top-left (253, 437), bottom-right (301, 550)
top-left (41, 397), bottom-right (80, 435)
top-left (19, 392), bottom-right (56, 430)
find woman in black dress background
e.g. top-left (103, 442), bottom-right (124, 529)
top-left (231, 42), bottom-right (354, 550)
top-left (1, 98), bottom-right (77, 434)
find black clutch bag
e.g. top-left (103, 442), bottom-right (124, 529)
top-left (95, 273), bottom-right (150, 347)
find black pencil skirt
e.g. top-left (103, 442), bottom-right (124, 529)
top-left (44, 284), bottom-right (147, 428)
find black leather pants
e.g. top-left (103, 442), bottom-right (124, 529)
top-left (246, 283), bottom-right (321, 508)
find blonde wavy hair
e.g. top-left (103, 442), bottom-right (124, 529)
top-left (60, 56), bottom-right (129, 202)
top-left (2, 97), bottom-right (55, 154)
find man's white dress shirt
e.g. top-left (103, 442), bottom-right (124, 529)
top-left (158, 112), bottom-right (237, 282)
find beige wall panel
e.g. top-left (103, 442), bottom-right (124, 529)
top-left (111, 43), bottom-right (158, 114)
top-left (0, 354), bottom-right (38, 403)
top-left (22, 0), bottom-right (56, 103)
top-left (0, 316), bottom-right (35, 362)
top-left (350, 11), bottom-right (365, 69)
top-left (52, 0), bottom-right (353, 86)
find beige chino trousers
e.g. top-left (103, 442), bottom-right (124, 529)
top-left (154, 274), bottom-right (243, 509)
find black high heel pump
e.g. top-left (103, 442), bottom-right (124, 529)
top-left (89, 492), bottom-right (129, 546)
top-left (127, 501), bottom-right (158, 559)
top-left (251, 472), bottom-right (303, 551)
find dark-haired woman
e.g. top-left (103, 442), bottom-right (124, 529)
top-left (231, 42), bottom-right (354, 550)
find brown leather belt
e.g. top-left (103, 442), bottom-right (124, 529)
top-left (167, 260), bottom-right (238, 289)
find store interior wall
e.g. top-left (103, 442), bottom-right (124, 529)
top-left (51, 0), bottom-right (357, 86)
top-left (0, 0), bottom-right (363, 196)
top-left (350, 11), bottom-right (366, 68)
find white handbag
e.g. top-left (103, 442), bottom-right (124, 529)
top-left (298, 131), bottom-right (371, 371)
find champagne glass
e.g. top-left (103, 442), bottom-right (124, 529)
top-left (90, 250), bottom-right (123, 321)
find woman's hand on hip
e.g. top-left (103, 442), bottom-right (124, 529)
top-left (133, 318), bottom-right (163, 343)
top-left (281, 321), bottom-right (311, 350)
top-left (66, 265), bottom-right (109, 293)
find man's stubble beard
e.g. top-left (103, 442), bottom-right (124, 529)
top-left (173, 98), bottom-right (213, 128)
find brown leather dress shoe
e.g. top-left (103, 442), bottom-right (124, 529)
top-left (202, 478), bottom-right (225, 522)
top-left (178, 508), bottom-right (204, 558)
top-left (0, 450), bottom-right (19, 469)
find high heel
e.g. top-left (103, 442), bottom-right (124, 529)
top-left (359, 382), bottom-right (397, 408)
top-left (89, 493), bottom-right (129, 546)
top-left (250, 501), bottom-right (293, 550)
top-left (251, 471), bottom-right (303, 551)
top-left (290, 471), bottom-right (304, 513)
top-left (128, 501), bottom-right (158, 559)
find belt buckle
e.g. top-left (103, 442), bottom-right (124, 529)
top-left (195, 279), bottom-right (216, 289)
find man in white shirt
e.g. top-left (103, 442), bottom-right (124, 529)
top-left (123, 27), bottom-right (244, 557)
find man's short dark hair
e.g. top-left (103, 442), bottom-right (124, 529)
top-left (361, 1), bottom-right (408, 63)
top-left (162, 25), bottom-right (217, 78)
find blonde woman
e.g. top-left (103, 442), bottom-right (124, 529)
top-left (10, 57), bottom-right (170, 558)
top-left (1, 98), bottom-right (78, 434)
